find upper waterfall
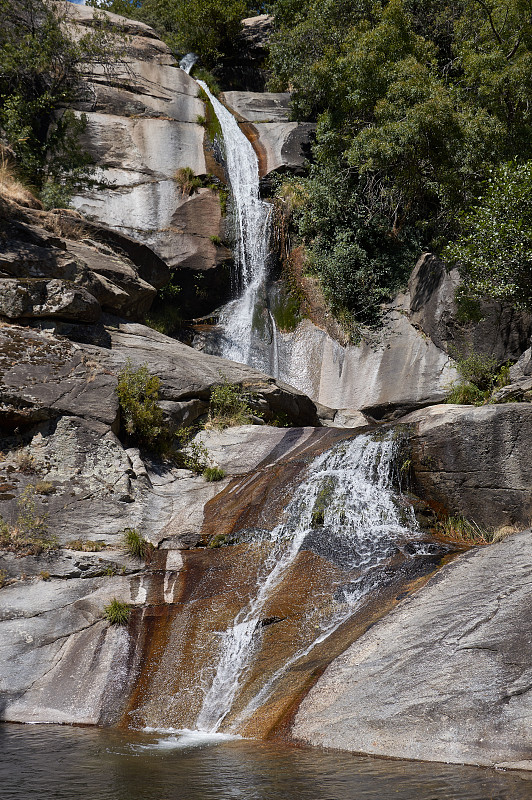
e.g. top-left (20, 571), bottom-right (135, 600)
top-left (196, 81), bottom-right (272, 370)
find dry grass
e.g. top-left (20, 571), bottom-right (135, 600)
top-left (0, 153), bottom-right (42, 210)
top-left (434, 515), bottom-right (493, 545)
top-left (37, 209), bottom-right (89, 240)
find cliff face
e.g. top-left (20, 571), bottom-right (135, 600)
top-left (1, 5), bottom-right (532, 773)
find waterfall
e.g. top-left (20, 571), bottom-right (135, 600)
top-left (193, 432), bottom-right (422, 734)
top-left (196, 81), bottom-right (273, 370)
top-left (179, 53), bottom-right (198, 74)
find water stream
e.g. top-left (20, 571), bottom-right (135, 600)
top-left (196, 81), bottom-right (273, 370)
top-left (192, 433), bottom-right (423, 734)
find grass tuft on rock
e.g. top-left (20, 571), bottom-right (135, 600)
top-left (103, 598), bottom-right (130, 626)
top-left (122, 527), bottom-right (153, 560)
top-left (203, 466), bottom-right (226, 482)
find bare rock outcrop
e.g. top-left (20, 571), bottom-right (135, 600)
top-left (403, 403), bottom-right (532, 529)
top-left (64, 5), bottom-right (227, 282)
top-left (293, 529), bottom-right (532, 771)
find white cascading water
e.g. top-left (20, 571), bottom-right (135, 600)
top-left (194, 433), bottom-right (422, 734)
top-left (196, 81), bottom-right (272, 369)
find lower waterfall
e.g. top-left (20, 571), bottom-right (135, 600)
top-left (128, 432), bottom-right (435, 738)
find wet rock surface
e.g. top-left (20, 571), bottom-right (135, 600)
top-left (292, 529), bottom-right (532, 771)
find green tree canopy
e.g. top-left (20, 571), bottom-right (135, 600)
top-left (88, 0), bottom-right (262, 66)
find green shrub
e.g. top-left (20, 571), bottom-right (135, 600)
top-left (122, 527), bottom-right (153, 560)
top-left (203, 466), bottom-right (226, 482)
top-left (116, 360), bottom-right (166, 450)
top-left (175, 428), bottom-right (210, 473)
top-left (174, 166), bottom-right (202, 196)
top-left (103, 598), bottom-right (130, 626)
top-left (446, 350), bottom-right (510, 404)
top-left (208, 380), bottom-right (256, 428)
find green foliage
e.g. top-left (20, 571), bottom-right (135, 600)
top-left (116, 360), bottom-right (166, 450)
top-left (208, 379), bottom-right (256, 428)
top-left (89, 0), bottom-right (258, 68)
top-left (122, 527), bottom-right (153, 559)
top-left (103, 598), bottom-right (131, 626)
top-left (203, 466), bottom-right (226, 482)
top-left (0, 484), bottom-right (56, 554)
top-left (278, 166), bottom-right (419, 329)
top-left (175, 428), bottom-right (210, 473)
top-left (444, 161), bottom-right (532, 309)
top-left (174, 166), bottom-right (202, 196)
top-left (446, 349), bottom-right (510, 404)
top-left (0, 0), bottom-right (120, 195)
top-left (269, 0), bottom-right (532, 323)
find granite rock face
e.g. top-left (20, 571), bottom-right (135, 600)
top-left (221, 90), bottom-right (315, 179)
top-left (66, 5), bottom-right (227, 277)
top-left (408, 253), bottom-right (532, 362)
top-left (404, 403), bottom-right (532, 529)
top-left (293, 529), bottom-right (532, 770)
top-left (276, 315), bottom-right (457, 420)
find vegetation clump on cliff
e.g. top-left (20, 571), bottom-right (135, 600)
top-left (0, 0), bottom-right (123, 208)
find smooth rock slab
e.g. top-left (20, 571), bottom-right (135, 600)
top-left (293, 530), bottom-right (532, 770)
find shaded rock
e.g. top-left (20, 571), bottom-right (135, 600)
top-left (1, 215), bottom-right (165, 319)
top-left (408, 253), bottom-right (532, 362)
top-left (0, 278), bottom-right (101, 323)
top-left (292, 530), bottom-right (532, 770)
top-left (510, 346), bottom-right (532, 380)
top-left (492, 377), bottom-right (532, 402)
top-left (214, 15), bottom-right (273, 92)
top-left (402, 403), bottom-right (532, 529)
top-left (0, 326), bottom-right (118, 429)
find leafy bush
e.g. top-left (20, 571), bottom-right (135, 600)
top-left (116, 360), bottom-right (166, 450)
top-left (203, 466), bottom-right (226, 482)
top-left (0, 1), bottom-right (121, 196)
top-left (0, 484), bottom-right (56, 554)
top-left (444, 162), bottom-right (532, 309)
top-left (103, 598), bottom-right (131, 626)
top-left (123, 527), bottom-right (153, 560)
top-left (446, 350), bottom-right (509, 404)
top-left (207, 380), bottom-right (256, 428)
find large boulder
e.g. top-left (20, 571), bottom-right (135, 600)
top-left (275, 315), bottom-right (457, 420)
top-left (408, 253), bottom-right (532, 362)
top-left (0, 214), bottom-right (164, 320)
top-left (292, 529), bottom-right (532, 771)
top-left (403, 403), bottom-right (532, 529)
